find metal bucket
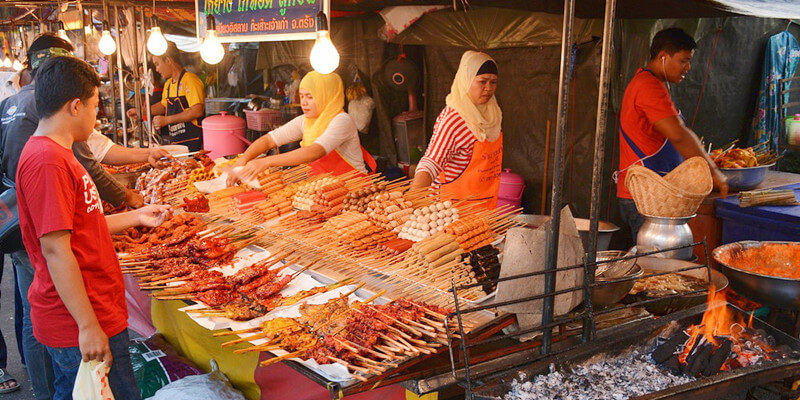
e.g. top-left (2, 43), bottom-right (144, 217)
top-left (512, 214), bottom-right (619, 252)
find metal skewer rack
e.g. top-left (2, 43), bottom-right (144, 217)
top-left (444, 241), bottom-right (715, 399)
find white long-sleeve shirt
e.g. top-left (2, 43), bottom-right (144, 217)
top-left (268, 112), bottom-right (367, 173)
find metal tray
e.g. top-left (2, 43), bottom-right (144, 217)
top-left (625, 257), bottom-right (728, 315)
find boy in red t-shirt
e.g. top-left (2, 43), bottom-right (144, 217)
top-left (616, 28), bottom-right (728, 240)
top-left (15, 56), bottom-right (169, 400)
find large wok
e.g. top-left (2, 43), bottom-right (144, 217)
top-left (712, 241), bottom-right (800, 309)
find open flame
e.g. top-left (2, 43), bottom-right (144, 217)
top-left (676, 286), bottom-right (774, 372)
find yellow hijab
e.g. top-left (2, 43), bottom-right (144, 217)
top-left (299, 71), bottom-right (345, 147)
top-left (445, 51), bottom-right (502, 142)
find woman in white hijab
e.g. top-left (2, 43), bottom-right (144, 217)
top-left (412, 50), bottom-right (503, 209)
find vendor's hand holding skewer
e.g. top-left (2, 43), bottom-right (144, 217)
top-left (226, 158), bottom-right (270, 187)
top-left (148, 148), bottom-right (172, 168)
top-left (136, 204), bottom-right (172, 227)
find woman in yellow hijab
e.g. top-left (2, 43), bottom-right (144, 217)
top-left (412, 51), bottom-right (503, 209)
top-left (230, 71), bottom-right (375, 185)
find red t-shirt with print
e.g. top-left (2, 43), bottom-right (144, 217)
top-left (616, 68), bottom-right (680, 199)
top-left (16, 136), bottom-right (127, 348)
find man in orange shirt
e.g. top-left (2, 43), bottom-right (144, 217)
top-left (616, 28), bottom-right (727, 240)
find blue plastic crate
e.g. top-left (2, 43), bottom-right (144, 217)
top-left (715, 183), bottom-right (800, 244)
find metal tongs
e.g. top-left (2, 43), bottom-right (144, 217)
top-left (159, 150), bottom-right (203, 162)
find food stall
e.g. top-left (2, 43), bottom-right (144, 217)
top-left (3, 0), bottom-right (800, 399)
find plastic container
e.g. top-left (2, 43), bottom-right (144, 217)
top-left (787, 114), bottom-right (800, 148)
top-left (202, 112), bottom-right (250, 159)
top-left (244, 109), bottom-right (281, 132)
top-left (715, 183), bottom-right (800, 244)
top-left (497, 168), bottom-right (525, 209)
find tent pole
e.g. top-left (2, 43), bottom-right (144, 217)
top-left (542, 0), bottom-right (575, 355)
top-left (584, 0), bottom-right (617, 343)
top-left (102, 0), bottom-right (120, 145)
top-left (129, 5), bottom-right (143, 147)
top-left (114, 5), bottom-right (128, 146)
top-left (140, 6), bottom-right (153, 147)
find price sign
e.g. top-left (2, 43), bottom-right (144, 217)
top-left (196, 0), bottom-right (328, 43)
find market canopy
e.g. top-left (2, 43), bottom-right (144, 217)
top-left (328, 0), bottom-right (800, 19)
top-left (2, 0), bottom-right (800, 25)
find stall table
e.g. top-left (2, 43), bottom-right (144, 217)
top-left (151, 299), bottom-right (425, 400)
top-left (689, 170), bottom-right (800, 263)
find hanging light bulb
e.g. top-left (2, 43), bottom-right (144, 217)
top-left (199, 15), bottom-right (224, 65)
top-left (147, 25), bottom-right (168, 56)
top-left (58, 21), bottom-right (72, 44)
top-left (12, 59), bottom-right (23, 71)
top-left (2, 56), bottom-right (11, 69)
top-left (98, 20), bottom-right (116, 55)
top-left (84, 9), bottom-right (93, 35)
top-left (309, 12), bottom-right (339, 74)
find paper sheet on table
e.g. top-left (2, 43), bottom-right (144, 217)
top-left (227, 285), bottom-right (359, 333)
top-left (194, 174), bottom-right (227, 193)
top-left (193, 167), bottom-right (260, 194)
top-left (179, 303), bottom-right (231, 330)
top-left (228, 285), bottom-right (369, 383)
top-left (495, 206), bottom-right (584, 341)
top-left (181, 254), bottom-right (329, 330)
top-left (180, 271), bottom-right (325, 330)
top-left (211, 247), bottom-right (274, 276)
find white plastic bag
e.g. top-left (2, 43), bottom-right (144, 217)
top-left (149, 359), bottom-right (245, 400)
top-left (72, 360), bottom-right (115, 400)
top-left (347, 95), bottom-right (376, 133)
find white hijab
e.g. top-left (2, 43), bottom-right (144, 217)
top-left (445, 51), bottom-right (502, 142)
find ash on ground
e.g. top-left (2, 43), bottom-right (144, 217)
top-left (504, 350), bottom-right (694, 400)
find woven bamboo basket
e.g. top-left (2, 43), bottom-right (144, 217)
top-left (625, 157), bottom-right (712, 217)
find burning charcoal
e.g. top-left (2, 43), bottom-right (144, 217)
top-left (683, 338), bottom-right (714, 377)
top-left (702, 337), bottom-right (732, 377)
top-left (664, 354), bottom-right (681, 373)
top-left (653, 331), bottom-right (690, 364)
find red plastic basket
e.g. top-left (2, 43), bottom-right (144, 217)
top-left (244, 109), bottom-right (282, 131)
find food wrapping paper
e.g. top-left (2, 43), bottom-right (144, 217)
top-left (495, 206), bottom-right (585, 340)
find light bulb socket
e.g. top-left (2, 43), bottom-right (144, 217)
top-left (102, 20), bottom-right (110, 32)
top-left (206, 14), bottom-right (216, 31)
top-left (315, 11), bottom-right (328, 32)
top-left (58, 20), bottom-right (66, 31)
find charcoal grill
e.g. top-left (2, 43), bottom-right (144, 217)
top-left (440, 241), bottom-right (800, 399)
top-left (470, 303), bottom-right (800, 400)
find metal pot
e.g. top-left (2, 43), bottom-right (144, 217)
top-left (637, 214), bottom-right (695, 260)
top-left (591, 250), bottom-right (643, 307)
top-left (510, 214), bottom-right (619, 252)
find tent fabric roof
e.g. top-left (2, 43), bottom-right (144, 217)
top-left (330, 0), bottom-right (800, 19)
top-left (711, 0), bottom-right (800, 19)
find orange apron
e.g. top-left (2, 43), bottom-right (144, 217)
top-left (438, 133), bottom-right (503, 209)
top-left (308, 147), bottom-right (377, 177)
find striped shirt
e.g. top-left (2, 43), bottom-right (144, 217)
top-left (416, 106), bottom-right (476, 185)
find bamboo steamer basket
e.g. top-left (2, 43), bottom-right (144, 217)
top-left (625, 157), bottom-right (712, 217)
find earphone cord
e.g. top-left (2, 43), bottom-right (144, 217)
top-left (662, 57), bottom-right (671, 92)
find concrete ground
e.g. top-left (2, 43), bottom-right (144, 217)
top-left (0, 254), bottom-right (34, 400)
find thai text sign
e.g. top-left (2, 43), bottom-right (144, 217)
top-left (196, 0), bottom-right (327, 43)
